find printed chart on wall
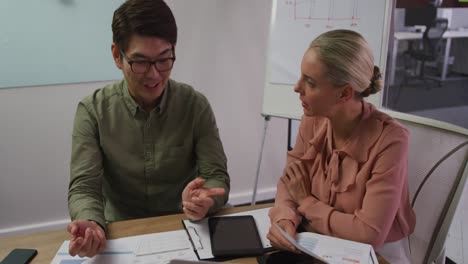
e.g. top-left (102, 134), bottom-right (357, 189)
top-left (263, 0), bottom-right (392, 119)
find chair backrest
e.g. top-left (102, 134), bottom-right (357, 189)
top-left (383, 110), bottom-right (468, 264)
top-left (422, 18), bottom-right (448, 59)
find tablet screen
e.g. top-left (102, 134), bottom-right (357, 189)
top-left (208, 215), bottom-right (264, 257)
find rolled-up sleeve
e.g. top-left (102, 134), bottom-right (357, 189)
top-left (68, 102), bottom-right (106, 229)
top-left (194, 96), bottom-right (230, 214)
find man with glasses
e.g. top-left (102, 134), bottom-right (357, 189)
top-left (66, 0), bottom-right (230, 258)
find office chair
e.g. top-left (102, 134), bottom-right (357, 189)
top-left (393, 18), bottom-right (449, 105)
top-left (404, 18), bottom-right (449, 85)
top-left (383, 110), bottom-right (468, 264)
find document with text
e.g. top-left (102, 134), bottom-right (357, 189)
top-left (50, 230), bottom-right (198, 264)
top-left (275, 223), bottom-right (378, 264)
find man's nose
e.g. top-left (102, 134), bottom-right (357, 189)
top-left (145, 63), bottom-right (162, 78)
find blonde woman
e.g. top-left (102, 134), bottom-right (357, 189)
top-left (267, 30), bottom-right (416, 263)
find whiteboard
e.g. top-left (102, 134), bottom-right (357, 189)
top-left (0, 0), bottom-right (124, 89)
top-left (262, 0), bottom-right (393, 120)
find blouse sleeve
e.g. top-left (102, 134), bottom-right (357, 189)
top-left (269, 118), bottom-right (309, 227)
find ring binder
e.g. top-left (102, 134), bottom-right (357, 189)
top-left (186, 226), bottom-right (204, 250)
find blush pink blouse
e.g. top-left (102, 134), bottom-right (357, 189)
top-left (269, 102), bottom-right (416, 249)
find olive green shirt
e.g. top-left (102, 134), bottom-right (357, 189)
top-left (68, 79), bottom-right (230, 228)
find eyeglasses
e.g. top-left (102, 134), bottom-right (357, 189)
top-left (120, 49), bottom-right (176, 74)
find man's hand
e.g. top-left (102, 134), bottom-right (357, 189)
top-left (267, 219), bottom-right (300, 253)
top-left (280, 160), bottom-right (311, 205)
top-left (67, 220), bottom-right (106, 258)
top-left (182, 177), bottom-right (225, 221)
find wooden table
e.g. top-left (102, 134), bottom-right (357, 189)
top-left (0, 203), bottom-right (388, 263)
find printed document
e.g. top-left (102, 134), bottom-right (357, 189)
top-left (275, 223), bottom-right (378, 264)
top-left (50, 230), bottom-right (198, 264)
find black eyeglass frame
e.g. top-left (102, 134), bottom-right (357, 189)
top-left (119, 47), bottom-right (176, 74)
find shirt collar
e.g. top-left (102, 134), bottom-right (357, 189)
top-left (308, 102), bottom-right (384, 163)
top-left (121, 79), bottom-right (170, 116)
top-left (339, 102), bottom-right (383, 162)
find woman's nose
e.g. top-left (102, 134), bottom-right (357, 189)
top-left (294, 80), bottom-right (302, 93)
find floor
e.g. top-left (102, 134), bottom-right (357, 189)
top-left (384, 72), bottom-right (468, 128)
top-left (410, 105), bottom-right (468, 129)
top-left (384, 57), bottom-right (468, 263)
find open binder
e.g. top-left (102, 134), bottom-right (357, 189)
top-left (181, 207), bottom-right (273, 260)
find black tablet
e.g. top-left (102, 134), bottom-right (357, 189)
top-left (257, 250), bottom-right (318, 264)
top-left (208, 215), bottom-right (264, 257)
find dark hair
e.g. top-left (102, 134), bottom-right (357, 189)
top-left (112, 0), bottom-right (178, 51)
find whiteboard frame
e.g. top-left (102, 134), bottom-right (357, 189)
top-left (262, 0), bottom-right (394, 120)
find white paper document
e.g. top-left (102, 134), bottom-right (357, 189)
top-left (136, 230), bottom-right (192, 256)
top-left (50, 230), bottom-right (198, 264)
top-left (274, 223), bottom-right (378, 264)
top-left (182, 207), bottom-right (272, 260)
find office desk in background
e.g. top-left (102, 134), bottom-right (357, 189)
top-left (389, 30), bottom-right (468, 86)
top-left (0, 203), bottom-right (388, 264)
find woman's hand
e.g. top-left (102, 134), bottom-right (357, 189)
top-left (267, 219), bottom-right (300, 253)
top-left (280, 160), bottom-right (311, 205)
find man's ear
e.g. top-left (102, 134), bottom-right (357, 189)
top-left (111, 43), bottom-right (122, 70)
top-left (336, 84), bottom-right (354, 103)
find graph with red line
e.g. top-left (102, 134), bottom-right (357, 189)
top-left (285, 0), bottom-right (361, 27)
top-left (271, 0), bottom-right (388, 85)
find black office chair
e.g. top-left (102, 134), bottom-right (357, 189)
top-left (404, 18), bottom-right (449, 85)
top-left (393, 18), bottom-right (449, 105)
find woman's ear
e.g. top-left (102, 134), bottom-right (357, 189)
top-left (336, 84), bottom-right (354, 103)
top-left (111, 43), bottom-right (122, 70)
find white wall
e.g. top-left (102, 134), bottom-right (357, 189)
top-left (0, 81), bottom-right (113, 235)
top-left (449, 8), bottom-right (468, 29)
top-left (0, 0), bottom-right (288, 236)
top-left (394, 8), bottom-right (406, 32)
top-left (395, 7), bottom-right (468, 32)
